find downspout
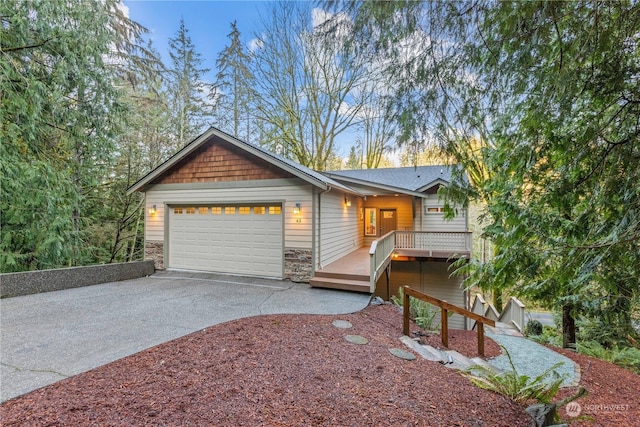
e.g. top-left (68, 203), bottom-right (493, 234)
top-left (316, 185), bottom-right (332, 270)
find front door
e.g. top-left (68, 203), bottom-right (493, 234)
top-left (379, 209), bottom-right (397, 236)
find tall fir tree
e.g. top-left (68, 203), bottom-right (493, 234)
top-left (0, 0), bottom-right (144, 271)
top-left (215, 21), bottom-right (256, 141)
top-left (167, 17), bottom-right (213, 148)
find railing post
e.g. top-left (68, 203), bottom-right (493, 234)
top-left (478, 323), bottom-right (485, 357)
top-left (441, 307), bottom-right (448, 347)
top-left (403, 286), bottom-right (410, 336)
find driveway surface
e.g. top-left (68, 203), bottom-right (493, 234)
top-left (0, 270), bottom-right (371, 403)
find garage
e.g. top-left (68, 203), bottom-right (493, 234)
top-left (168, 203), bottom-right (283, 277)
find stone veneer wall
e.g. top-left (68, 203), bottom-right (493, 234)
top-left (284, 249), bottom-right (312, 282)
top-left (145, 242), bottom-right (164, 270)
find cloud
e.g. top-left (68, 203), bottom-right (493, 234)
top-left (116, 1), bottom-right (130, 18)
top-left (248, 34), bottom-right (265, 52)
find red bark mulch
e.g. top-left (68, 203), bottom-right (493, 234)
top-left (552, 347), bottom-right (640, 426)
top-left (1, 304), bottom-right (529, 426)
top-left (1, 304), bottom-right (637, 426)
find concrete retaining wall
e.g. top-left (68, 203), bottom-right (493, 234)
top-left (0, 260), bottom-right (155, 298)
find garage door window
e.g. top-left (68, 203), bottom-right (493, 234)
top-left (174, 208), bottom-right (183, 214)
top-left (254, 206), bottom-right (265, 215)
top-left (211, 207), bottom-right (222, 215)
top-left (269, 206), bottom-right (281, 215)
top-left (239, 206), bottom-right (250, 215)
top-left (186, 207), bottom-right (195, 214)
top-left (198, 207), bottom-right (208, 214)
top-left (225, 207), bottom-right (236, 215)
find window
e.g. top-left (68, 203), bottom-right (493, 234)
top-left (426, 207), bottom-right (445, 214)
top-left (269, 206), bottom-right (281, 215)
top-left (239, 206), bottom-right (250, 215)
top-left (254, 206), bottom-right (266, 215)
top-left (198, 207), bottom-right (208, 215)
top-left (211, 207), bottom-right (222, 215)
top-left (364, 207), bottom-right (377, 236)
top-left (225, 206), bottom-right (236, 215)
top-left (186, 207), bottom-right (196, 214)
top-left (174, 208), bottom-right (183, 214)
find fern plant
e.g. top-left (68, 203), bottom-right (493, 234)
top-left (391, 286), bottom-right (440, 330)
top-left (577, 341), bottom-right (640, 374)
top-left (463, 346), bottom-right (567, 404)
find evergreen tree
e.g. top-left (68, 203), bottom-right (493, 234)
top-left (345, 145), bottom-right (361, 169)
top-left (0, 0), bottom-right (143, 271)
top-left (167, 17), bottom-right (213, 147)
top-left (215, 21), bottom-right (256, 141)
top-left (341, 0), bottom-right (640, 346)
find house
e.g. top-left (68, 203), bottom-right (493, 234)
top-left (127, 127), bottom-right (472, 328)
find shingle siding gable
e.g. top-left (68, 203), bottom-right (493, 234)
top-left (153, 140), bottom-right (296, 185)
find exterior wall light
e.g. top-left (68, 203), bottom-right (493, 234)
top-left (344, 196), bottom-right (351, 207)
top-left (149, 204), bottom-right (157, 214)
top-left (293, 202), bottom-right (301, 215)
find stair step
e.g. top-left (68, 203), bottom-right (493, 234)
top-left (312, 270), bottom-right (370, 282)
top-left (399, 336), bottom-right (443, 362)
top-left (309, 276), bottom-right (371, 293)
top-left (444, 350), bottom-right (475, 370)
top-left (399, 337), bottom-right (502, 373)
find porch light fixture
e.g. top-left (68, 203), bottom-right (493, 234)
top-left (149, 204), bottom-right (157, 214)
top-left (293, 202), bottom-right (301, 215)
top-left (344, 196), bottom-right (351, 207)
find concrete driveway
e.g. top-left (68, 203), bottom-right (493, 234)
top-left (0, 270), bottom-right (371, 403)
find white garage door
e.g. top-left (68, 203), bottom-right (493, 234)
top-left (168, 204), bottom-right (283, 277)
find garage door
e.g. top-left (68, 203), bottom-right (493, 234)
top-left (168, 204), bottom-right (283, 277)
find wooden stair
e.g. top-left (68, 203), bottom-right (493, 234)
top-left (309, 270), bottom-right (371, 293)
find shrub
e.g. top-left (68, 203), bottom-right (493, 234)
top-left (528, 325), bottom-right (562, 347)
top-left (577, 341), bottom-right (640, 374)
top-left (525, 319), bottom-right (543, 336)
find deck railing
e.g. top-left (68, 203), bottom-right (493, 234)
top-left (369, 231), bottom-right (472, 291)
top-left (395, 231), bottom-right (472, 254)
top-left (471, 293), bottom-right (526, 333)
top-left (368, 231), bottom-right (396, 292)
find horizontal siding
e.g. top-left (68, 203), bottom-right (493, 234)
top-left (145, 182), bottom-right (313, 249)
top-left (386, 260), bottom-right (466, 330)
top-left (420, 194), bottom-right (467, 232)
top-left (318, 191), bottom-right (362, 267)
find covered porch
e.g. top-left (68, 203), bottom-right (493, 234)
top-left (309, 230), bottom-right (472, 294)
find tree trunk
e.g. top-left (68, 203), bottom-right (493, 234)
top-left (493, 291), bottom-right (503, 312)
top-left (562, 304), bottom-right (576, 349)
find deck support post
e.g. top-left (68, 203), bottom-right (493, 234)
top-left (441, 308), bottom-right (449, 348)
top-left (403, 287), bottom-right (410, 336)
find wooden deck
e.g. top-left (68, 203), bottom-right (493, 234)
top-left (309, 248), bottom-right (371, 293)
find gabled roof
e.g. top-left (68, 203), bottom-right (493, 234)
top-left (324, 165), bottom-right (457, 196)
top-left (126, 127), bottom-right (359, 195)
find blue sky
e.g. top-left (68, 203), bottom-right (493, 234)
top-left (123, 0), bottom-right (270, 81)
top-left (120, 1), bottom-right (385, 160)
